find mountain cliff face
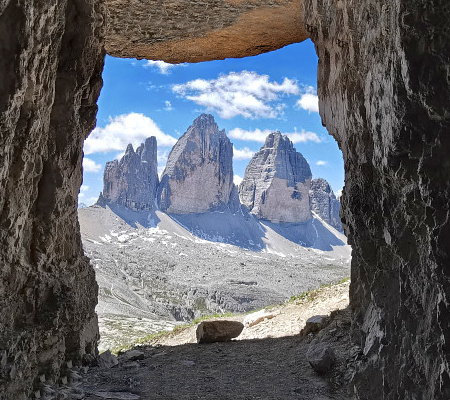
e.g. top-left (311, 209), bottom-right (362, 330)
top-left (310, 178), bottom-right (342, 232)
top-left (99, 137), bottom-right (159, 210)
top-left (157, 114), bottom-right (234, 214)
top-left (239, 132), bottom-right (312, 223)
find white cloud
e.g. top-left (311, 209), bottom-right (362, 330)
top-left (233, 146), bottom-right (255, 160)
top-left (335, 189), bottom-right (343, 199)
top-left (86, 196), bottom-right (99, 206)
top-left (83, 158), bottom-right (102, 172)
top-left (84, 113), bottom-right (177, 155)
top-left (228, 128), bottom-right (321, 144)
top-left (80, 185), bottom-right (89, 192)
top-left (234, 175), bottom-right (243, 185)
top-left (172, 71), bottom-right (299, 119)
top-left (296, 86), bottom-right (319, 113)
top-left (144, 60), bottom-right (184, 75)
top-left (316, 160), bottom-right (328, 166)
top-left (164, 100), bottom-right (172, 111)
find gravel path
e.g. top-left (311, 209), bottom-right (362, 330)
top-left (43, 282), bottom-right (355, 400)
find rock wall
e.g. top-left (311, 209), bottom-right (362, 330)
top-left (239, 132), bottom-right (312, 223)
top-left (99, 137), bottom-right (159, 210)
top-left (158, 114), bottom-right (234, 214)
top-left (303, 0), bottom-right (450, 398)
top-left (0, 1), bottom-right (105, 398)
top-left (310, 178), bottom-right (342, 231)
top-left (104, 0), bottom-right (308, 63)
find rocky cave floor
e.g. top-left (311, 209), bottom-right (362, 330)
top-left (37, 282), bottom-right (359, 400)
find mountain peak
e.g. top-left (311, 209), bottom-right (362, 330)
top-left (157, 115), bottom-right (234, 214)
top-left (239, 132), bottom-right (312, 223)
top-left (99, 137), bottom-right (159, 211)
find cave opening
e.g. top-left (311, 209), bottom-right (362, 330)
top-left (79, 40), bottom-right (350, 352)
top-left (2, 1), bottom-right (447, 398)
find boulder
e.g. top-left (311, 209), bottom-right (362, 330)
top-left (196, 321), bottom-right (244, 344)
top-left (301, 315), bottom-right (328, 336)
top-left (306, 341), bottom-right (336, 373)
top-left (97, 350), bottom-right (119, 369)
top-left (158, 114), bottom-right (234, 214)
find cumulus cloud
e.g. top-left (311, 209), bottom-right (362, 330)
top-left (335, 189), bottom-right (343, 199)
top-left (144, 60), bottom-right (184, 75)
top-left (233, 175), bottom-right (243, 185)
top-left (78, 185), bottom-right (90, 199)
top-left (233, 146), bottom-right (255, 160)
top-left (316, 160), bottom-right (328, 166)
top-left (84, 113), bottom-right (176, 155)
top-left (228, 128), bottom-right (321, 144)
top-left (83, 158), bottom-right (102, 172)
top-left (164, 100), bottom-right (172, 111)
top-left (296, 86), bottom-right (319, 113)
top-left (172, 71), bottom-right (300, 119)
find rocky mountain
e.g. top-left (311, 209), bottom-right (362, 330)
top-left (239, 132), bottom-right (312, 223)
top-left (78, 203), bottom-right (351, 350)
top-left (98, 137), bottom-right (159, 211)
top-left (157, 114), bottom-right (235, 214)
top-left (310, 178), bottom-right (342, 232)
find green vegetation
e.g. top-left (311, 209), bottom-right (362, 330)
top-left (111, 330), bottom-right (171, 355)
top-left (289, 277), bottom-right (350, 303)
top-left (110, 278), bottom-right (350, 355)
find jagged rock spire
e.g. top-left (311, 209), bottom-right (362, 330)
top-left (239, 132), bottom-right (312, 223)
top-left (98, 136), bottom-right (159, 211)
top-left (157, 114), bottom-right (234, 214)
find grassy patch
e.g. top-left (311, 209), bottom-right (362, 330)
top-left (109, 278), bottom-right (350, 355)
top-left (289, 277), bottom-right (350, 303)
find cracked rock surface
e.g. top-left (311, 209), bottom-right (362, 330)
top-left (304, 0), bottom-right (450, 398)
top-left (0, 0), bottom-right (105, 397)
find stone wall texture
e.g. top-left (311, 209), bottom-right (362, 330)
top-left (104, 0), bottom-right (308, 63)
top-left (0, 0), bottom-right (105, 398)
top-left (303, 0), bottom-right (450, 398)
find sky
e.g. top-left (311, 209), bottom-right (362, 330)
top-left (79, 39), bottom-right (344, 206)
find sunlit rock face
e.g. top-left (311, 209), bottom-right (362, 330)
top-left (0, 0), bottom-right (105, 397)
top-left (104, 0), bottom-right (308, 63)
top-left (310, 178), bottom-right (342, 232)
top-left (99, 137), bottom-right (159, 210)
top-left (239, 132), bottom-right (312, 223)
top-left (304, 0), bottom-right (450, 398)
top-left (157, 114), bottom-right (234, 214)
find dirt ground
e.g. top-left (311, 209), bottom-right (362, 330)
top-left (40, 282), bottom-right (358, 400)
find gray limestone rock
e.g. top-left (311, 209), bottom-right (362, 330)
top-left (309, 178), bottom-right (342, 232)
top-left (97, 350), bottom-right (119, 369)
top-left (99, 137), bottom-right (159, 211)
top-left (196, 321), bottom-right (244, 344)
top-left (239, 132), bottom-right (312, 223)
top-left (306, 341), bottom-right (336, 373)
top-left (157, 114), bottom-right (234, 214)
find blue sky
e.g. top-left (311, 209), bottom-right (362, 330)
top-left (79, 39), bottom-right (344, 206)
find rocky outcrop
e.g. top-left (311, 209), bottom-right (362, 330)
top-left (304, 0), bottom-right (450, 398)
top-left (309, 178), bottom-right (342, 231)
top-left (239, 132), bottom-right (312, 223)
top-left (157, 114), bottom-right (234, 214)
top-left (98, 137), bottom-right (159, 210)
top-left (0, 1), bottom-right (105, 397)
top-left (104, 0), bottom-right (308, 63)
